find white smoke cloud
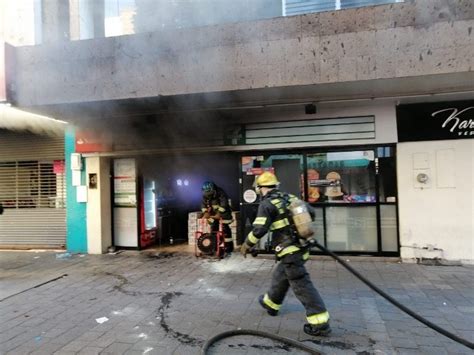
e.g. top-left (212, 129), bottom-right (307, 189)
top-left (0, 103), bottom-right (67, 137)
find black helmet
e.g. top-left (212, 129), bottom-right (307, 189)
top-left (202, 181), bottom-right (216, 193)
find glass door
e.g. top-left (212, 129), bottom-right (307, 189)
top-left (240, 154), bottom-right (303, 248)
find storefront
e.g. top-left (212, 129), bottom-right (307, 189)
top-left (240, 145), bottom-right (398, 256)
top-left (78, 102), bottom-right (402, 256)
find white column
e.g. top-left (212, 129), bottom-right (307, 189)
top-left (86, 156), bottom-right (112, 254)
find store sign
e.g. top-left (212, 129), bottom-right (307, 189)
top-left (75, 129), bottom-right (112, 153)
top-left (397, 101), bottom-right (474, 142)
top-left (245, 167), bottom-right (275, 175)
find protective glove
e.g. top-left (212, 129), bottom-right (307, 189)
top-left (240, 243), bottom-right (252, 258)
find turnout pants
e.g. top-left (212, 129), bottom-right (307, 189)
top-left (267, 251), bottom-right (327, 319)
top-left (210, 221), bottom-right (233, 253)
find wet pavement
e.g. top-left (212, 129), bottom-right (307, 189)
top-left (0, 248), bottom-right (473, 355)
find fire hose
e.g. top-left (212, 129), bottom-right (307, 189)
top-left (202, 241), bottom-right (474, 354)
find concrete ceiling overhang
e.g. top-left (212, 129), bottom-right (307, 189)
top-left (15, 71), bottom-right (474, 126)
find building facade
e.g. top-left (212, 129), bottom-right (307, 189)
top-left (3, 0), bottom-right (474, 262)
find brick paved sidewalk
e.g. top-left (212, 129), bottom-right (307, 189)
top-left (0, 250), bottom-right (473, 354)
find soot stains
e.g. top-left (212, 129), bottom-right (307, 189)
top-left (157, 292), bottom-right (203, 346)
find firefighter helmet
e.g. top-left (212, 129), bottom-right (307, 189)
top-left (256, 172), bottom-right (279, 187)
top-left (202, 181), bottom-right (216, 193)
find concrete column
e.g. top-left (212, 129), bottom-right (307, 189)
top-left (86, 156), bottom-right (112, 254)
top-left (41, 0), bottom-right (70, 43)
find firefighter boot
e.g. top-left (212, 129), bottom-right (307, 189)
top-left (258, 295), bottom-right (279, 316)
top-left (303, 323), bottom-right (332, 336)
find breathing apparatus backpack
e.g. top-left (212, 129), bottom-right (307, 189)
top-left (288, 198), bottom-right (314, 240)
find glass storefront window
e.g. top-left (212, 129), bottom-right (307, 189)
top-left (381, 205), bottom-right (398, 251)
top-left (240, 145), bottom-right (398, 255)
top-left (241, 154), bottom-right (304, 198)
top-left (306, 150), bottom-right (376, 203)
top-left (326, 206), bottom-right (378, 251)
top-left (311, 207), bottom-right (325, 246)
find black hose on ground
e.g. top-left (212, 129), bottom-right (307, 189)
top-left (313, 241), bottom-right (474, 350)
top-left (202, 243), bottom-right (474, 353)
top-left (201, 329), bottom-right (323, 355)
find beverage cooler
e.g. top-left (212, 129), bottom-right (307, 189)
top-left (140, 178), bottom-right (157, 248)
top-left (113, 158), bottom-right (157, 249)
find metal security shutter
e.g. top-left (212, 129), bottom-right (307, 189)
top-left (0, 130), bottom-right (66, 248)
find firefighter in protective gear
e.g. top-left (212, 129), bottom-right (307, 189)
top-left (201, 181), bottom-right (234, 254)
top-left (240, 172), bottom-right (331, 336)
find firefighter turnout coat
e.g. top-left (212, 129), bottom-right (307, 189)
top-left (243, 188), bottom-right (330, 327)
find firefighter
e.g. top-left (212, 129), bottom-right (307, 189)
top-left (201, 181), bottom-right (234, 254)
top-left (240, 172), bottom-right (331, 336)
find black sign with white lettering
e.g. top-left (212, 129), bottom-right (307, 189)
top-left (396, 100), bottom-right (474, 142)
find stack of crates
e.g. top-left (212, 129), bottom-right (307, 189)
top-left (230, 211), bottom-right (240, 248)
top-left (187, 211), bottom-right (210, 245)
top-left (188, 211), bottom-right (240, 247)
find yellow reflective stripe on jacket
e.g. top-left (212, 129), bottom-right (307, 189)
top-left (253, 217), bottom-right (267, 225)
top-left (263, 294), bottom-right (281, 311)
top-left (201, 208), bottom-right (207, 212)
top-left (218, 206), bottom-right (226, 212)
top-left (307, 311), bottom-right (330, 325)
top-left (221, 219), bottom-right (233, 224)
top-left (302, 251), bottom-right (310, 260)
top-left (212, 204), bottom-right (220, 210)
top-left (270, 199), bottom-right (281, 206)
top-left (224, 237), bottom-right (233, 242)
top-left (247, 232), bottom-right (258, 245)
top-left (276, 245), bottom-right (300, 258)
top-left (270, 218), bottom-right (290, 230)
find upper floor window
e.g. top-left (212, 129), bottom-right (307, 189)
top-left (283, 0), bottom-right (404, 16)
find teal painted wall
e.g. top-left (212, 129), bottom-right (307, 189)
top-left (65, 127), bottom-right (87, 253)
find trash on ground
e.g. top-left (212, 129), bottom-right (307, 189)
top-left (56, 252), bottom-right (72, 260)
top-left (95, 317), bottom-right (109, 324)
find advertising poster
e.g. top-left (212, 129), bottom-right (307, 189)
top-left (114, 158), bottom-right (137, 207)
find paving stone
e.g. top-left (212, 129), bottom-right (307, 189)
top-left (1, 251), bottom-right (473, 354)
top-left (100, 342), bottom-right (133, 354)
top-left (76, 347), bottom-right (104, 355)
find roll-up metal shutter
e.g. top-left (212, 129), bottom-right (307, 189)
top-left (0, 130), bottom-right (66, 248)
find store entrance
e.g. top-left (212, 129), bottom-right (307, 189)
top-left (136, 152), bottom-right (240, 253)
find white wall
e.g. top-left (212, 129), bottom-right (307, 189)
top-left (397, 139), bottom-right (474, 263)
top-left (86, 156), bottom-right (112, 254)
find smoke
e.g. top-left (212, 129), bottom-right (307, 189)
top-left (0, 104), bottom-right (67, 137)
